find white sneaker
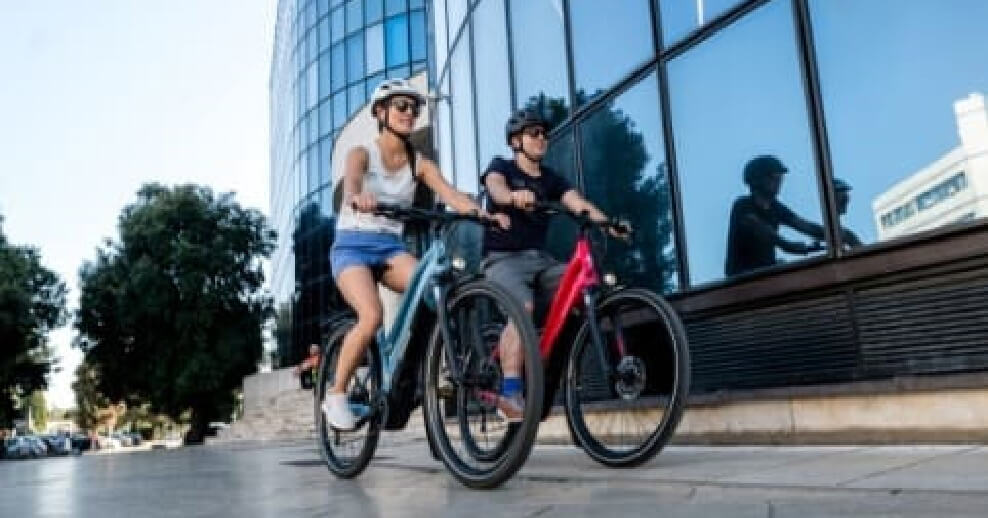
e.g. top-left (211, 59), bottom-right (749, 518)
top-left (322, 392), bottom-right (356, 431)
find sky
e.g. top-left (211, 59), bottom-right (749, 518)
top-left (0, 0), bottom-right (278, 409)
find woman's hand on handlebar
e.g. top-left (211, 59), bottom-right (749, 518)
top-left (350, 192), bottom-right (377, 213)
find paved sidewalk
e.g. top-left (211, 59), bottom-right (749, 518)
top-left (2, 436), bottom-right (986, 517)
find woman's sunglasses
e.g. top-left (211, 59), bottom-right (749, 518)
top-left (390, 99), bottom-right (421, 117)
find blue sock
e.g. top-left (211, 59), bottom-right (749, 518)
top-left (502, 377), bottom-right (522, 398)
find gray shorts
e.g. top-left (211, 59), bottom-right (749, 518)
top-left (482, 249), bottom-right (566, 313)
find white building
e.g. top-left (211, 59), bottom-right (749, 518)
top-left (873, 93), bottom-right (988, 241)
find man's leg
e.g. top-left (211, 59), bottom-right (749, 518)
top-left (484, 253), bottom-right (538, 421)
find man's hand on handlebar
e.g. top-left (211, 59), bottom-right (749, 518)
top-left (509, 189), bottom-right (537, 211)
top-left (607, 218), bottom-right (633, 241)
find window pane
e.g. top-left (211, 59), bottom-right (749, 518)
top-left (472, 0), bottom-right (511, 167)
top-left (306, 1), bottom-right (318, 29)
top-left (450, 32), bottom-right (477, 194)
top-left (366, 71), bottom-right (386, 95)
top-left (307, 29), bottom-right (318, 65)
top-left (668, 0), bottom-right (826, 285)
top-left (365, 23), bottom-right (385, 73)
top-left (331, 43), bottom-right (346, 91)
top-left (331, 7), bottom-right (345, 43)
top-left (346, 33), bottom-right (365, 83)
top-left (319, 100), bottom-right (332, 137)
top-left (318, 0), bottom-right (330, 17)
top-left (410, 0), bottom-right (424, 8)
top-left (308, 110), bottom-right (319, 145)
top-left (307, 62), bottom-right (319, 110)
top-left (318, 17), bottom-right (330, 52)
top-left (660, 0), bottom-right (744, 47)
top-left (346, 0), bottom-right (363, 33)
top-left (509, 0), bottom-right (569, 124)
top-left (320, 138), bottom-right (330, 185)
top-left (308, 146), bottom-right (320, 193)
top-left (318, 53), bottom-right (331, 100)
top-left (386, 64), bottom-right (411, 79)
top-left (579, 72), bottom-right (679, 293)
top-left (366, 0), bottom-right (384, 24)
top-left (432, 0), bottom-right (449, 75)
top-left (348, 81), bottom-right (367, 116)
top-left (333, 92), bottom-right (347, 129)
top-left (569, 0), bottom-right (653, 106)
top-left (810, 0), bottom-right (988, 245)
top-left (436, 76), bottom-right (455, 184)
top-left (385, 14), bottom-right (410, 67)
top-left (410, 10), bottom-right (427, 62)
top-left (447, 0), bottom-right (468, 35)
top-left (386, 0), bottom-right (407, 17)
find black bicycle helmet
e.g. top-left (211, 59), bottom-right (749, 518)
top-left (743, 155), bottom-right (788, 186)
top-left (504, 109), bottom-right (548, 145)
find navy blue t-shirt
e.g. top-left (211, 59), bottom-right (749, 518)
top-left (481, 157), bottom-right (573, 252)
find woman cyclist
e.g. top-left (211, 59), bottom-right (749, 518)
top-left (322, 79), bottom-right (505, 430)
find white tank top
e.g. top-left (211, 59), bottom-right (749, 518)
top-left (336, 143), bottom-right (418, 235)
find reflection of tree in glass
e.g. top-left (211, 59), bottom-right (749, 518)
top-left (291, 202), bottom-right (339, 367)
top-left (522, 92), bottom-right (678, 294)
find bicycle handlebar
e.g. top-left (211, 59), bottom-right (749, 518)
top-left (360, 203), bottom-right (499, 228)
top-left (532, 201), bottom-right (633, 236)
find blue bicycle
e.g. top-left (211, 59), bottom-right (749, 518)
top-left (315, 205), bottom-right (543, 489)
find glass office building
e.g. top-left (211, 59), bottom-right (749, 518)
top-left (429, 0), bottom-right (988, 394)
top-left (270, 0), bottom-right (428, 367)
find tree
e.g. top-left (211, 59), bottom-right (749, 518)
top-left (27, 390), bottom-right (48, 432)
top-left (75, 184), bottom-right (276, 443)
top-left (71, 360), bottom-right (110, 431)
top-left (0, 217), bottom-right (68, 428)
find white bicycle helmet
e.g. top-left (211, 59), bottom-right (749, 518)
top-left (369, 78), bottom-right (426, 115)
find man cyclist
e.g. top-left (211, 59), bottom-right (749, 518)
top-left (482, 109), bottom-right (625, 421)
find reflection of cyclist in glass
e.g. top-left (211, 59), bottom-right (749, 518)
top-left (482, 109), bottom-right (624, 421)
top-left (834, 178), bottom-right (863, 249)
top-left (725, 155), bottom-right (825, 276)
top-left (323, 79), bottom-right (501, 431)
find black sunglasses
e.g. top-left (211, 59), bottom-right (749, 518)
top-left (390, 98), bottom-right (421, 116)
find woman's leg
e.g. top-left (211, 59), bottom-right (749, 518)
top-left (381, 252), bottom-right (417, 293)
top-left (331, 265), bottom-right (383, 394)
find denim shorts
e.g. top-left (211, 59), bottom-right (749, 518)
top-left (330, 230), bottom-right (409, 278)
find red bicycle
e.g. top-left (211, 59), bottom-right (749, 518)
top-left (461, 202), bottom-right (691, 467)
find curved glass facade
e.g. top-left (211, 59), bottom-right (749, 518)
top-left (270, 0), bottom-right (427, 367)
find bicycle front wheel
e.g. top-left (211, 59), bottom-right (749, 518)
top-left (315, 319), bottom-right (381, 479)
top-left (564, 288), bottom-right (691, 467)
top-left (423, 280), bottom-right (543, 489)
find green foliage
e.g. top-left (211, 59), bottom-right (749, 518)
top-left (27, 390), bottom-right (47, 431)
top-left (0, 218), bottom-right (68, 428)
top-left (71, 360), bottom-right (109, 431)
top-left (75, 184), bottom-right (276, 442)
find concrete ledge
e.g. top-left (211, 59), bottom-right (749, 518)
top-left (537, 387), bottom-right (988, 445)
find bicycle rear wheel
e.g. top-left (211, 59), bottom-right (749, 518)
top-left (564, 288), bottom-right (690, 467)
top-left (315, 319), bottom-right (381, 478)
top-left (423, 280), bottom-right (543, 489)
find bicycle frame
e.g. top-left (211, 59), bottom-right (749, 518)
top-left (532, 210), bottom-right (629, 420)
